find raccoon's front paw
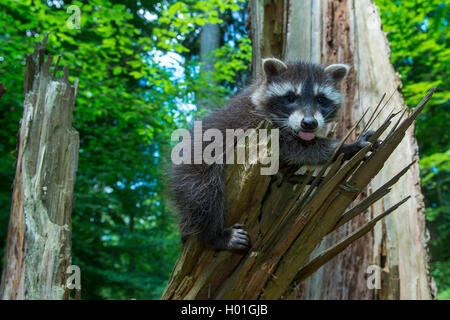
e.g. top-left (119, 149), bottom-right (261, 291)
top-left (225, 223), bottom-right (250, 250)
top-left (356, 130), bottom-right (374, 148)
top-left (340, 130), bottom-right (380, 161)
top-left (358, 130), bottom-right (380, 152)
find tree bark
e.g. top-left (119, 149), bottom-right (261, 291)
top-left (0, 36), bottom-right (79, 299)
top-left (161, 0), bottom-right (435, 300)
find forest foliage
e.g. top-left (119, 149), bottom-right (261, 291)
top-left (0, 0), bottom-right (448, 299)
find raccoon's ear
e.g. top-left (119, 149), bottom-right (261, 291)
top-left (263, 58), bottom-right (288, 80)
top-left (325, 64), bottom-right (350, 82)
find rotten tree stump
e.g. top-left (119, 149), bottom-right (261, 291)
top-left (162, 89), bottom-right (435, 300)
top-left (0, 35), bottom-right (79, 299)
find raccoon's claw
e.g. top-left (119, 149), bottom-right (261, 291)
top-left (358, 130), bottom-right (382, 160)
top-left (360, 130), bottom-right (375, 140)
top-left (357, 130), bottom-right (375, 147)
top-left (206, 223), bottom-right (250, 250)
top-left (227, 224), bottom-right (250, 250)
top-left (340, 130), bottom-right (381, 161)
top-left (359, 130), bottom-right (381, 153)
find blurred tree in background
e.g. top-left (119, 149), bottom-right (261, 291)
top-left (376, 0), bottom-right (449, 299)
top-left (0, 0), bottom-right (447, 299)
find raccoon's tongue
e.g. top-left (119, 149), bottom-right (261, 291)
top-left (298, 131), bottom-right (316, 141)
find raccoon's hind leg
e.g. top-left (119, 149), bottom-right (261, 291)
top-left (195, 172), bottom-right (250, 250)
top-left (173, 163), bottom-right (250, 250)
top-left (200, 222), bottom-right (250, 250)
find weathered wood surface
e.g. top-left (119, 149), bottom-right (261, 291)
top-left (0, 36), bottom-right (79, 299)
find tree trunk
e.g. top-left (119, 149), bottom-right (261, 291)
top-left (251, 0), bottom-right (435, 300)
top-left (198, 22), bottom-right (221, 110)
top-left (200, 23), bottom-right (221, 74)
top-left (0, 82), bottom-right (6, 99)
top-left (0, 36), bottom-right (79, 299)
top-left (161, 0), bottom-right (436, 300)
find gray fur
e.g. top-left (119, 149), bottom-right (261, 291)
top-left (170, 59), bottom-right (374, 250)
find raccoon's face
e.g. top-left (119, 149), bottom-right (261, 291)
top-left (251, 58), bottom-right (350, 141)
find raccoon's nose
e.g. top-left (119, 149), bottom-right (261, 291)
top-left (301, 117), bottom-right (318, 131)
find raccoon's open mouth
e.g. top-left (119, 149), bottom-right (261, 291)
top-left (297, 130), bottom-right (316, 141)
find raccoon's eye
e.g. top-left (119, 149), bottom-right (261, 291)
top-left (316, 95), bottom-right (327, 104)
top-left (283, 92), bottom-right (296, 104)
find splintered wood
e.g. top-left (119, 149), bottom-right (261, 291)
top-left (162, 88), bottom-right (435, 300)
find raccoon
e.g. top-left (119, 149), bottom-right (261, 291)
top-left (170, 58), bottom-right (375, 250)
